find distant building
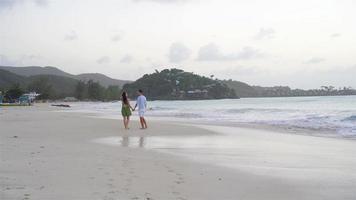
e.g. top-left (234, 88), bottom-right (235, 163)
top-left (186, 89), bottom-right (209, 98)
top-left (19, 92), bottom-right (40, 105)
top-left (23, 92), bottom-right (40, 102)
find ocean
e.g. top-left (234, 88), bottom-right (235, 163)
top-left (67, 95), bottom-right (356, 138)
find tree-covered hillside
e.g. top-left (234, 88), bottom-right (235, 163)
top-left (27, 75), bottom-right (79, 99)
top-left (0, 69), bottom-right (27, 90)
top-left (2, 66), bottom-right (355, 101)
top-left (122, 69), bottom-right (237, 100)
top-left (222, 79), bottom-right (258, 97)
top-left (0, 69), bottom-right (121, 101)
top-left (0, 66), bottom-right (74, 78)
top-left (0, 66), bottom-right (131, 88)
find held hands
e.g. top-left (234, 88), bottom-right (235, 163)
top-left (132, 104), bottom-right (137, 111)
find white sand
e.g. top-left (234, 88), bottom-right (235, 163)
top-left (1, 104), bottom-right (356, 200)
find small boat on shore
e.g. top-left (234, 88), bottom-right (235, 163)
top-left (51, 104), bottom-right (71, 108)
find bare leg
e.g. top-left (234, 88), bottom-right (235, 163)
top-left (123, 117), bottom-right (128, 129)
top-left (123, 117), bottom-right (126, 129)
top-left (142, 117), bottom-right (148, 129)
top-left (127, 116), bottom-right (130, 129)
top-left (139, 117), bottom-right (145, 129)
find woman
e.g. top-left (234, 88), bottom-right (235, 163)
top-left (121, 91), bottom-right (134, 129)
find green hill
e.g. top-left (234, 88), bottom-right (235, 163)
top-left (0, 72), bottom-right (81, 99)
top-left (2, 66), bottom-right (353, 100)
top-left (0, 66), bottom-right (74, 78)
top-left (222, 80), bottom-right (258, 97)
top-left (0, 68), bottom-right (122, 101)
top-left (0, 69), bottom-right (27, 90)
top-left (0, 66), bottom-right (131, 88)
top-left (122, 68), bottom-right (237, 100)
top-left (76, 73), bottom-right (131, 88)
top-left (27, 75), bottom-right (79, 99)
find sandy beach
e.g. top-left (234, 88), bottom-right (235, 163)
top-left (1, 104), bottom-right (356, 200)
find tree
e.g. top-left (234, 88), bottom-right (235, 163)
top-left (87, 80), bottom-right (105, 100)
top-left (75, 80), bottom-right (87, 100)
top-left (208, 83), bottom-right (236, 99)
top-left (105, 85), bottom-right (120, 101)
top-left (5, 83), bottom-right (23, 102)
top-left (122, 68), bottom-right (237, 100)
top-left (27, 77), bottom-right (53, 99)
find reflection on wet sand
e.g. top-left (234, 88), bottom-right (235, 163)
top-left (120, 136), bottom-right (146, 148)
top-left (139, 136), bottom-right (145, 147)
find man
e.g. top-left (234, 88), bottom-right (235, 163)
top-left (134, 89), bottom-right (148, 129)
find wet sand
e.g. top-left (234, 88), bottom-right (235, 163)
top-left (1, 104), bottom-right (356, 200)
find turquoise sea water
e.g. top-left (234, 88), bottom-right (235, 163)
top-left (69, 96), bottom-right (356, 137)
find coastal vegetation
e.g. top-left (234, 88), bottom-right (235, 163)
top-left (2, 83), bottom-right (24, 102)
top-left (1, 66), bottom-right (356, 101)
top-left (0, 69), bottom-right (121, 101)
top-left (248, 85), bottom-right (356, 97)
top-left (122, 68), bottom-right (237, 100)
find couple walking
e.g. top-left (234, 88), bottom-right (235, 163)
top-left (121, 89), bottom-right (148, 130)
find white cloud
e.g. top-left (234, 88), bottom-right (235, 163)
top-left (34, 0), bottom-right (48, 7)
top-left (254, 28), bottom-right (275, 40)
top-left (64, 30), bottom-right (78, 41)
top-left (97, 56), bottom-right (110, 64)
top-left (0, 0), bottom-right (48, 10)
top-left (168, 42), bottom-right (191, 63)
top-left (304, 57), bottom-right (325, 64)
top-left (1, 0), bottom-right (356, 88)
top-left (197, 43), bottom-right (221, 61)
top-left (132, 0), bottom-right (189, 4)
top-left (111, 34), bottom-right (122, 42)
top-left (330, 33), bottom-right (341, 38)
top-left (0, 0), bottom-right (22, 10)
top-left (0, 54), bottom-right (15, 65)
top-left (215, 66), bottom-right (265, 76)
top-left (0, 54), bottom-right (44, 66)
top-left (120, 55), bottom-right (133, 63)
top-left (237, 47), bottom-right (263, 60)
top-left (197, 43), bottom-right (263, 61)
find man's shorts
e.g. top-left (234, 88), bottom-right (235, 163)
top-left (138, 110), bottom-right (145, 117)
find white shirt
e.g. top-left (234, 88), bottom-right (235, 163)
top-left (136, 95), bottom-right (147, 111)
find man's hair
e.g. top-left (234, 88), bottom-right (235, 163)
top-left (138, 89), bottom-right (143, 93)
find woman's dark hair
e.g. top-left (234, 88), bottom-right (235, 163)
top-left (121, 91), bottom-right (129, 105)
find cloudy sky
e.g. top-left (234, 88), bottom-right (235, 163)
top-left (1, 0), bottom-right (356, 88)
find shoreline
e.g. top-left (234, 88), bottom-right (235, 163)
top-left (49, 97), bottom-right (356, 140)
top-left (1, 105), bottom-right (356, 199)
top-left (57, 107), bottom-right (354, 141)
